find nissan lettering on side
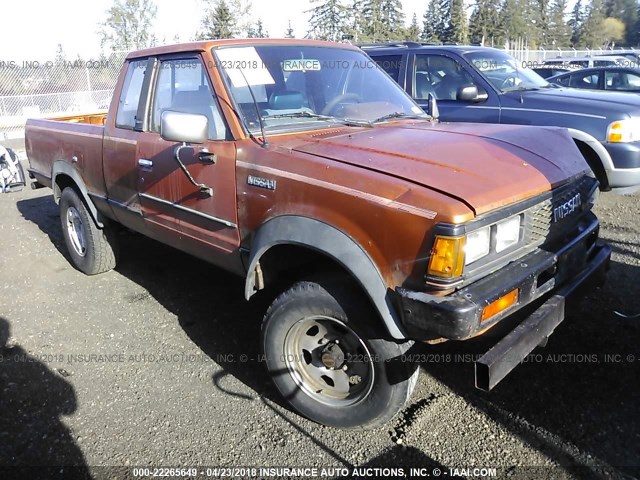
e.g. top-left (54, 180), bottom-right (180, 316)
top-left (26, 39), bottom-right (611, 429)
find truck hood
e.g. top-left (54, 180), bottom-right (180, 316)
top-left (292, 121), bottom-right (589, 215)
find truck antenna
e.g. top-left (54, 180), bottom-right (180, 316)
top-left (238, 69), bottom-right (269, 148)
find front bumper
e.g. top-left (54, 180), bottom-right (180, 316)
top-left (396, 212), bottom-right (611, 342)
top-left (603, 142), bottom-right (640, 190)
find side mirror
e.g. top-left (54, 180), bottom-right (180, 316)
top-left (427, 93), bottom-right (439, 121)
top-left (456, 85), bottom-right (488, 103)
top-left (160, 110), bottom-right (208, 144)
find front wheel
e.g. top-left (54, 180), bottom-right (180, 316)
top-left (261, 277), bottom-right (418, 429)
top-left (59, 187), bottom-right (118, 275)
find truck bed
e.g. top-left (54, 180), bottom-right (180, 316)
top-left (25, 112), bottom-right (106, 189)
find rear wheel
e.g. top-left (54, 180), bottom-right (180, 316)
top-left (59, 187), bottom-right (117, 275)
top-left (261, 277), bottom-right (418, 429)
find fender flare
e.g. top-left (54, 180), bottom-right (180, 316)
top-left (244, 215), bottom-right (408, 340)
top-left (566, 128), bottom-right (615, 174)
top-left (52, 161), bottom-right (104, 228)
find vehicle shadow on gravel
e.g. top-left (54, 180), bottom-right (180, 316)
top-left (0, 317), bottom-right (92, 479)
top-left (413, 258), bottom-right (640, 477)
top-left (114, 232), bottom-right (285, 404)
top-left (16, 195), bottom-right (283, 406)
top-left (16, 194), bottom-right (69, 259)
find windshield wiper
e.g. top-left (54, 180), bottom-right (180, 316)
top-left (372, 111), bottom-right (429, 123)
top-left (265, 111), bottom-right (373, 127)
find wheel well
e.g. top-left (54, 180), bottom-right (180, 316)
top-left (573, 139), bottom-right (610, 191)
top-left (254, 244), bottom-right (390, 334)
top-left (53, 173), bottom-right (103, 227)
top-left (257, 244), bottom-right (356, 289)
top-left (54, 173), bottom-right (78, 200)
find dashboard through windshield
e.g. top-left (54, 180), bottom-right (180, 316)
top-left (214, 44), bottom-right (427, 133)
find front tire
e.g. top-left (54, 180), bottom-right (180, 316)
top-left (261, 277), bottom-right (418, 429)
top-left (59, 187), bottom-right (117, 275)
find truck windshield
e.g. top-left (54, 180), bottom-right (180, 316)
top-left (464, 50), bottom-right (549, 93)
top-left (214, 45), bottom-right (427, 133)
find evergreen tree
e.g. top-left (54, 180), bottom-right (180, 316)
top-left (568, 0), bottom-right (584, 45)
top-left (407, 13), bottom-right (422, 41)
top-left (580, 0), bottom-right (607, 47)
top-left (380, 0), bottom-right (406, 40)
top-left (497, 0), bottom-right (529, 47)
top-left (546, 0), bottom-right (571, 47)
top-left (469, 0), bottom-right (500, 45)
top-left (99, 0), bottom-right (158, 51)
top-left (285, 20), bottom-right (295, 38)
top-left (255, 19), bottom-right (269, 38)
top-left (421, 0), bottom-right (447, 43)
top-left (307, 0), bottom-right (347, 41)
top-left (197, 0), bottom-right (237, 40)
top-left (444, 0), bottom-right (469, 44)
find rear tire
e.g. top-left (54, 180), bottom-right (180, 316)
top-left (261, 276), bottom-right (418, 429)
top-left (59, 187), bottom-right (117, 275)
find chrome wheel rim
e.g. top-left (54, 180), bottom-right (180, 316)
top-left (66, 206), bottom-right (87, 257)
top-left (283, 316), bottom-right (374, 407)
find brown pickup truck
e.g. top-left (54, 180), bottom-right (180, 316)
top-left (26, 39), bottom-right (611, 429)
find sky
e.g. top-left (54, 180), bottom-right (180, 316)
top-left (0, 0), bottom-right (427, 61)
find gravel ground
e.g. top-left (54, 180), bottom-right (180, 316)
top-left (0, 158), bottom-right (639, 480)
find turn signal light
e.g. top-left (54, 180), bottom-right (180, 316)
top-left (481, 289), bottom-right (519, 322)
top-left (427, 235), bottom-right (465, 278)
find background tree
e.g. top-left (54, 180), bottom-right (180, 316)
top-left (579, 0), bottom-right (607, 47)
top-left (469, 0), bottom-right (500, 45)
top-left (197, 0), bottom-right (237, 40)
top-left (229, 0), bottom-right (253, 37)
top-left (444, 0), bottom-right (469, 43)
top-left (602, 17), bottom-right (626, 47)
top-left (546, 0), bottom-right (572, 47)
top-left (285, 20), bottom-right (295, 38)
top-left (496, 0), bottom-right (529, 47)
top-left (307, 0), bottom-right (347, 41)
top-left (568, 0), bottom-right (584, 45)
top-left (406, 13), bottom-right (422, 41)
top-left (99, 0), bottom-right (158, 52)
top-left (421, 0), bottom-right (447, 43)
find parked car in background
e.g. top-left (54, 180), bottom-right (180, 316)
top-left (548, 67), bottom-right (640, 94)
top-left (543, 55), bottom-right (629, 68)
top-left (596, 50), bottom-right (640, 66)
top-left (532, 65), bottom-right (578, 79)
top-left (364, 43), bottom-right (640, 192)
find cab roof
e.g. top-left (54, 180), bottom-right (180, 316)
top-left (126, 38), bottom-right (360, 60)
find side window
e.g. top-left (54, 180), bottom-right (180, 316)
top-left (606, 71), bottom-right (640, 90)
top-left (569, 72), bottom-right (600, 89)
top-left (415, 54), bottom-right (476, 100)
top-left (372, 55), bottom-right (403, 82)
top-left (116, 60), bottom-right (147, 130)
top-left (554, 75), bottom-right (571, 86)
top-left (152, 58), bottom-right (228, 141)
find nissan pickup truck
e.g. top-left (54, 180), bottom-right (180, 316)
top-left (364, 42), bottom-right (640, 193)
top-left (26, 39), bottom-right (611, 429)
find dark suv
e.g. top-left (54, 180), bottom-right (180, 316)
top-left (363, 42), bottom-right (640, 193)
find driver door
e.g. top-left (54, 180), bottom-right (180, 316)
top-left (411, 53), bottom-right (500, 123)
top-left (137, 55), bottom-right (240, 256)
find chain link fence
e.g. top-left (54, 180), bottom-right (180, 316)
top-left (0, 52), bottom-right (127, 141)
top-left (506, 47), bottom-right (639, 64)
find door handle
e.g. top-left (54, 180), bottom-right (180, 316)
top-left (197, 150), bottom-right (217, 164)
top-left (138, 158), bottom-right (153, 168)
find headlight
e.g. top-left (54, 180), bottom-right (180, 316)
top-left (427, 215), bottom-right (524, 280)
top-left (465, 226), bottom-right (490, 264)
top-left (607, 118), bottom-right (640, 143)
top-left (495, 216), bottom-right (522, 253)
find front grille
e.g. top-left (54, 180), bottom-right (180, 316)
top-left (525, 176), bottom-right (596, 247)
